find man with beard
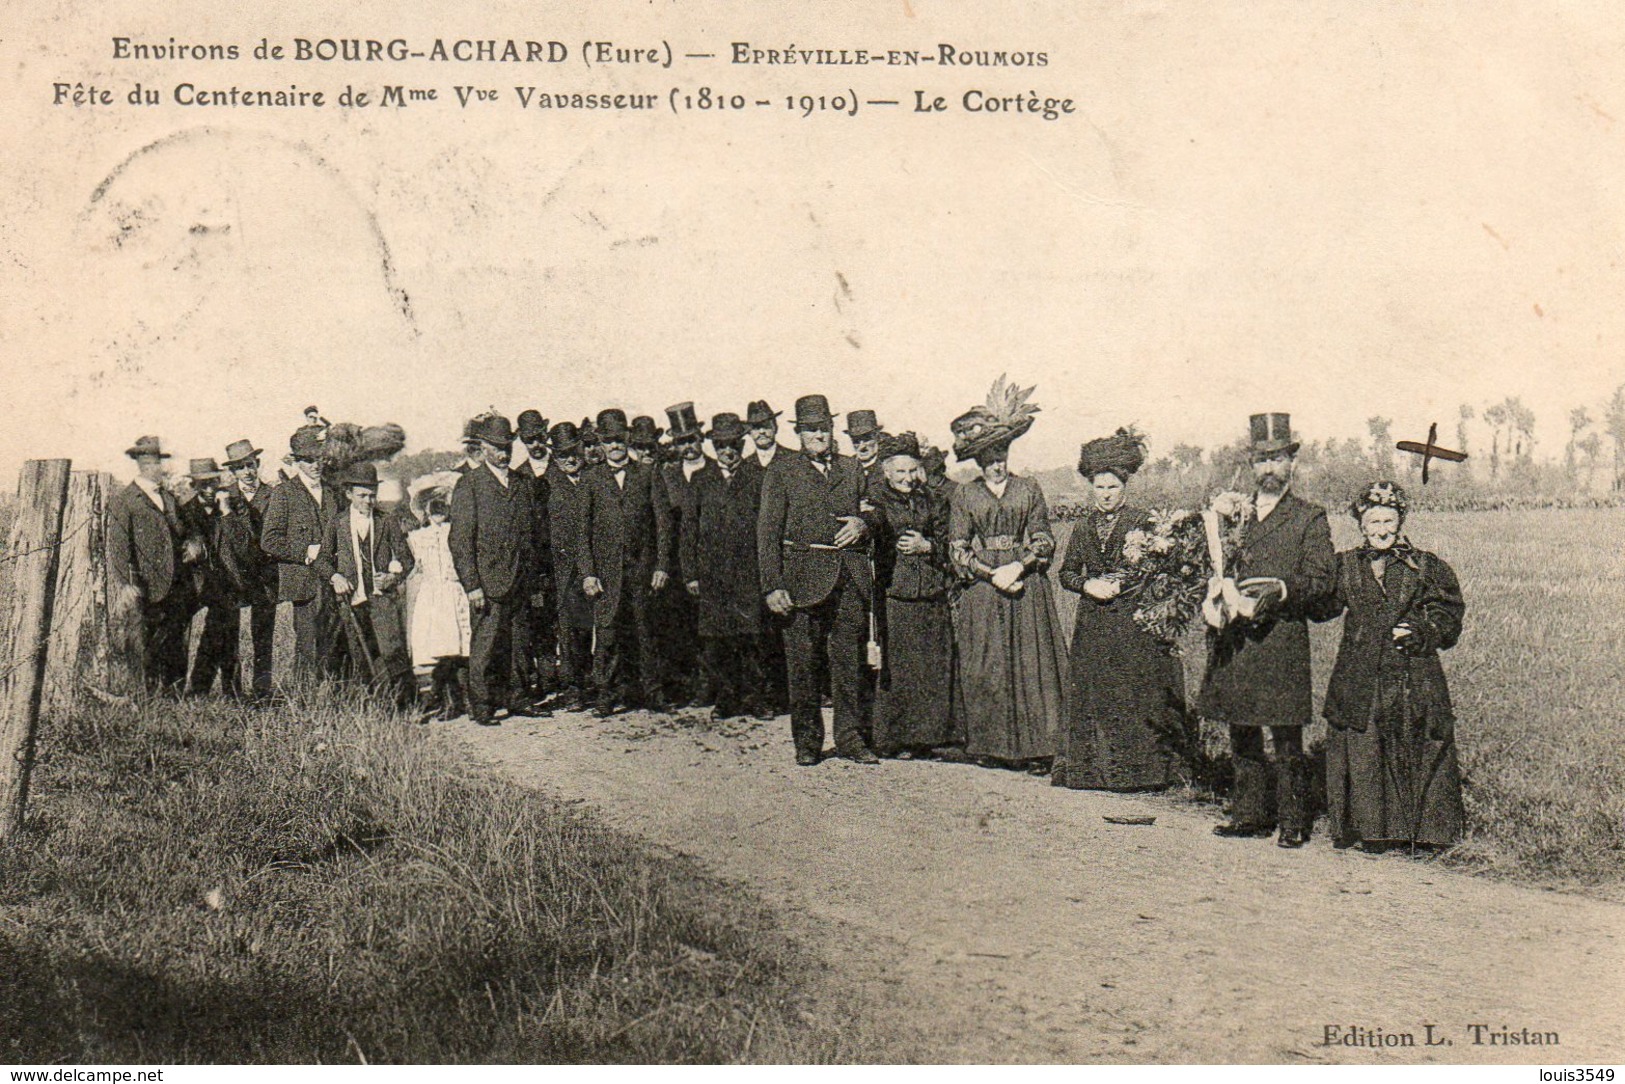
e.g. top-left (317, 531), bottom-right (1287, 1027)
top-left (653, 402), bottom-right (711, 707)
top-left (580, 418), bottom-right (606, 468)
top-left (262, 425), bottom-right (340, 682)
top-left (449, 413), bottom-right (539, 725)
top-left (680, 412), bottom-right (768, 721)
top-left (577, 409), bottom-right (669, 716)
top-left (628, 415), bottom-right (663, 466)
top-left (745, 400), bottom-right (796, 470)
top-left (513, 409), bottom-right (556, 700)
top-left (845, 409), bottom-right (887, 488)
top-left (758, 395), bottom-right (877, 765)
top-left (218, 439), bottom-right (278, 700)
top-left (1201, 413), bottom-right (1335, 849)
top-left (545, 421), bottom-right (595, 709)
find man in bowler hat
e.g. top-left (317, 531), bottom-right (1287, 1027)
top-left (757, 395), bottom-right (879, 764)
top-left (1201, 412), bottom-right (1335, 848)
top-left (577, 408), bottom-right (670, 715)
top-left (545, 421), bottom-right (595, 708)
top-left (845, 409), bottom-right (887, 486)
top-left (513, 409), bottom-right (556, 698)
top-left (107, 436), bottom-right (203, 693)
top-left (179, 457), bottom-right (241, 697)
top-left (744, 399), bottom-right (794, 712)
top-left (450, 413), bottom-right (539, 724)
top-left (652, 402), bottom-right (711, 707)
top-left (261, 426), bottom-right (341, 682)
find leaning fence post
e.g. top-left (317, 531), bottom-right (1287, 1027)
top-left (0, 458), bottom-right (73, 840)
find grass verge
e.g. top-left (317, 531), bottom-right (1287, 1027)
top-left (0, 686), bottom-right (895, 1063)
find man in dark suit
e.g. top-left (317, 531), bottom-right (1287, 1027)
top-left (845, 409), bottom-right (887, 488)
top-left (653, 402), bottom-right (708, 707)
top-left (681, 413), bottom-right (767, 720)
top-left (314, 462), bottom-right (416, 706)
top-left (261, 425), bottom-right (340, 683)
top-left (218, 438), bottom-right (278, 700)
top-left (1201, 413), bottom-right (1336, 848)
top-left (757, 395), bottom-right (877, 765)
top-left (578, 408), bottom-right (670, 716)
top-left (450, 413), bottom-right (538, 725)
top-left (628, 415), bottom-right (664, 467)
top-left (107, 436), bottom-right (203, 694)
top-left (513, 409), bottom-right (555, 699)
top-left (545, 421), bottom-right (595, 709)
top-left (744, 400), bottom-right (794, 712)
top-left (179, 457), bottom-right (241, 697)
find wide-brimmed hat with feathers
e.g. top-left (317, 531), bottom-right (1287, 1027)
top-left (1077, 427), bottom-right (1148, 481)
top-left (952, 375), bottom-right (1040, 462)
top-left (319, 421), bottom-right (407, 470)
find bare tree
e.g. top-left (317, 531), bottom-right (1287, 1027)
top-left (1483, 400), bottom-right (1509, 480)
top-left (1456, 403), bottom-right (1474, 457)
top-left (1366, 416), bottom-right (1394, 475)
top-left (1566, 406), bottom-right (1593, 479)
top-left (1578, 431), bottom-right (1603, 491)
top-left (1508, 398), bottom-right (1536, 463)
top-left (1607, 385), bottom-right (1625, 492)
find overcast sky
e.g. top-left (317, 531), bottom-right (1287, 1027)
top-left (4, 2), bottom-right (1623, 479)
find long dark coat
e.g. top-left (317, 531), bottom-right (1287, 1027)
top-left (679, 459), bottom-right (764, 637)
top-left (218, 481), bottom-right (278, 604)
top-left (1198, 491), bottom-right (1334, 728)
top-left (576, 461), bottom-right (665, 629)
top-left (866, 479), bottom-right (954, 752)
top-left (546, 463), bottom-right (593, 628)
top-left (1055, 507), bottom-right (1188, 789)
top-left (448, 465), bottom-right (536, 603)
top-left (261, 476), bottom-right (338, 604)
top-left (1313, 545), bottom-right (1466, 844)
top-left (513, 459), bottom-right (553, 570)
top-left (756, 452), bottom-right (873, 608)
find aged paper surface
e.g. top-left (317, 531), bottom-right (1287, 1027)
top-left (3, 0), bottom-right (1623, 1067)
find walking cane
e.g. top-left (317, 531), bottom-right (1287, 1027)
top-left (339, 597), bottom-right (380, 683)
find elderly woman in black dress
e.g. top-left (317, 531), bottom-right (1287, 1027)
top-left (1313, 481), bottom-right (1467, 852)
top-left (1055, 429), bottom-right (1189, 791)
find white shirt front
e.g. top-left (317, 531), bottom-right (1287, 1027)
top-left (755, 444), bottom-right (778, 469)
top-left (682, 457), bottom-right (705, 481)
top-left (299, 471), bottom-right (323, 505)
top-left (133, 475), bottom-right (166, 511)
top-left (611, 464), bottom-right (627, 490)
top-left (1256, 488), bottom-right (1287, 522)
top-left (486, 461), bottom-right (510, 489)
top-left (348, 507), bottom-right (374, 605)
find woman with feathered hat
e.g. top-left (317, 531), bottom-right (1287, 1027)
top-left (946, 377), bottom-right (1068, 771)
top-left (1055, 429), bottom-right (1191, 791)
top-left (1310, 480), bottom-right (1467, 852)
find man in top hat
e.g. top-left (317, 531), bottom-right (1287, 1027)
top-left (107, 436), bottom-right (204, 693)
top-left (450, 413), bottom-right (539, 724)
top-left (628, 415), bottom-right (664, 466)
top-left (652, 401), bottom-right (711, 707)
top-left (513, 409), bottom-right (556, 698)
top-left (680, 412), bottom-right (769, 720)
top-left (577, 408), bottom-right (671, 715)
top-left (1201, 412), bottom-right (1335, 849)
top-left (845, 409), bottom-right (888, 486)
top-left (545, 420), bottom-right (595, 708)
top-left (217, 438), bottom-right (279, 700)
top-left (178, 457), bottom-right (242, 697)
top-left (745, 400), bottom-right (796, 471)
top-left (262, 425), bottom-right (342, 681)
top-left (314, 462), bottom-right (416, 706)
top-left (757, 395), bottom-right (879, 765)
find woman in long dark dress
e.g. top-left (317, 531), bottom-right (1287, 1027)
top-left (1313, 481), bottom-right (1467, 852)
top-left (1055, 429), bottom-right (1189, 790)
top-left (946, 380), bottom-right (1069, 771)
top-left (866, 433), bottom-right (955, 758)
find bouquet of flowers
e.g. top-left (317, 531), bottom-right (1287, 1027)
top-left (1119, 508), bottom-right (1211, 648)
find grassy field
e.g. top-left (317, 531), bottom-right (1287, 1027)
top-left (1049, 505), bottom-right (1625, 891)
top-left (0, 687), bottom-right (903, 1063)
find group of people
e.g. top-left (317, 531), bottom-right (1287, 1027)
top-left (105, 389), bottom-right (1469, 854)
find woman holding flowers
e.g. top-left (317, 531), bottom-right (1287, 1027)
top-left (1312, 481), bottom-right (1466, 852)
top-left (947, 378), bottom-right (1069, 772)
top-left (1055, 429), bottom-right (1190, 791)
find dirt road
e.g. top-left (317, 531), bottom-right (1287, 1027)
top-left (456, 708), bottom-right (1625, 1064)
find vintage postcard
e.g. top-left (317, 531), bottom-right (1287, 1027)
top-left (1, 0), bottom-right (1622, 1070)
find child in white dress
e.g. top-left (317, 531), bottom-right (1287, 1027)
top-left (407, 485), bottom-right (472, 720)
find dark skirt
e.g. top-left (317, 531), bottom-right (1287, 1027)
top-left (1326, 712), bottom-right (1464, 846)
top-left (874, 596), bottom-right (953, 753)
top-left (1055, 597), bottom-right (1188, 790)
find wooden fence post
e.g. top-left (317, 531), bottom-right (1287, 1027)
top-left (0, 459), bottom-right (73, 840)
top-left (43, 470), bottom-right (120, 714)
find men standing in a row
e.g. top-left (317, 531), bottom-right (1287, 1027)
top-left (315, 462), bottom-right (415, 706)
top-left (654, 402), bottom-right (710, 707)
top-left (681, 412), bottom-right (767, 720)
top-left (449, 414), bottom-right (537, 725)
top-left (513, 409), bottom-right (555, 700)
top-left (745, 400), bottom-right (793, 715)
top-left (578, 409), bottom-right (668, 715)
top-left (758, 396), bottom-right (877, 765)
top-left (261, 426), bottom-right (338, 681)
top-left (1202, 413), bottom-right (1335, 849)
top-left (546, 421), bottom-right (594, 709)
top-left (108, 436), bottom-right (202, 694)
top-left (218, 439), bottom-right (278, 700)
